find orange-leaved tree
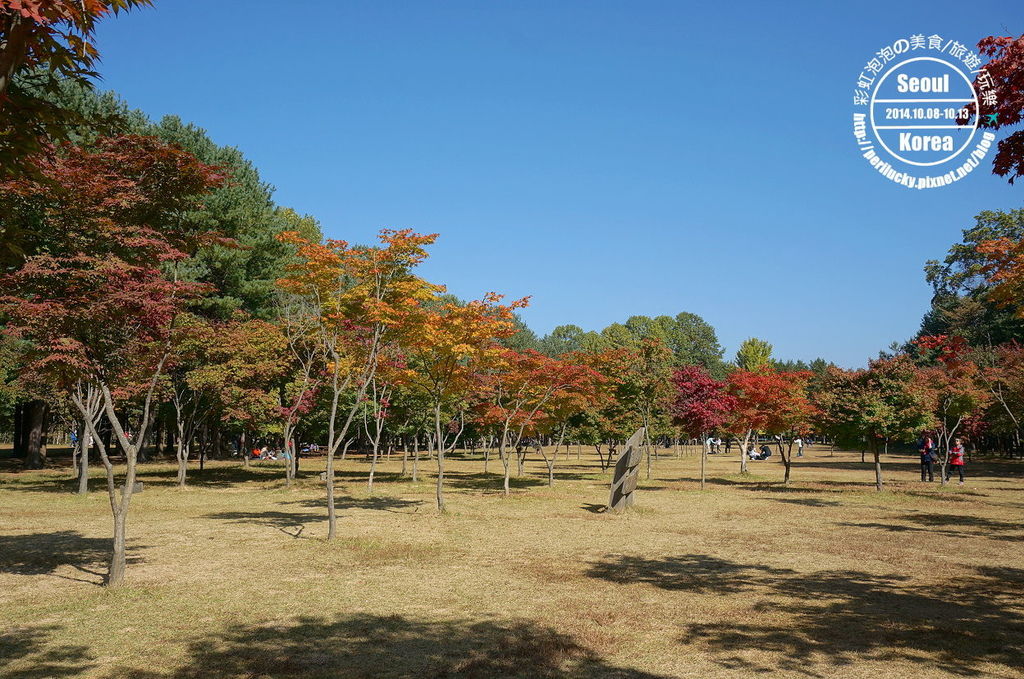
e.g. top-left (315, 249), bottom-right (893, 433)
top-left (276, 228), bottom-right (439, 538)
top-left (477, 348), bottom-right (597, 494)
top-left (765, 371), bottom-right (817, 485)
top-left (403, 293), bottom-right (527, 511)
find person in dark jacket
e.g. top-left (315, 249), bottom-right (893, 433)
top-left (918, 433), bottom-right (936, 482)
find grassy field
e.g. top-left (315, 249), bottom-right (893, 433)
top-left (1, 444), bottom-right (1022, 679)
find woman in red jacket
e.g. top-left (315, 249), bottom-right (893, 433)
top-left (945, 437), bottom-right (966, 485)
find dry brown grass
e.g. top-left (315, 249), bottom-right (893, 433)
top-left (1, 444), bottom-right (1022, 678)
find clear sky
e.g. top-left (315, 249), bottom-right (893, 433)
top-left (93, 0), bottom-right (1022, 367)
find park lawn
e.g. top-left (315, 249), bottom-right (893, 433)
top-left (1, 445), bottom-right (1022, 679)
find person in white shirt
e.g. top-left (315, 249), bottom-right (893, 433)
top-left (794, 437), bottom-right (804, 457)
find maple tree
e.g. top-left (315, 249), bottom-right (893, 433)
top-left (812, 358), bottom-right (932, 491)
top-left (724, 368), bottom-right (799, 475)
top-left (0, 134), bottom-right (223, 585)
top-left (276, 295), bottom-right (324, 485)
top-left (670, 365), bottom-right (735, 489)
top-left (977, 236), bottom-right (1024, 316)
top-left (361, 346), bottom-right (415, 493)
top-left (477, 349), bottom-right (596, 493)
top-left (914, 336), bottom-right (990, 484)
top-left (529, 356), bottom-right (601, 487)
top-left (186, 313), bottom-right (289, 473)
top-left (979, 342), bottom-right (1024, 446)
top-left (162, 313), bottom-right (216, 487)
top-left (403, 293), bottom-right (527, 511)
top-left (0, 1), bottom-right (150, 178)
top-left (277, 228), bottom-right (438, 535)
top-left (966, 35), bottom-right (1024, 183)
top-left (764, 371), bottom-right (816, 485)
top-left (567, 347), bottom-right (634, 472)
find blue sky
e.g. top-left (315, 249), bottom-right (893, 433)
top-left (94, 0), bottom-right (1022, 367)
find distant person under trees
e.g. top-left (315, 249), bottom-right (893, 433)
top-left (918, 432), bottom-right (936, 482)
top-left (945, 438), bottom-right (967, 485)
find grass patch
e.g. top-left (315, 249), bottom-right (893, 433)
top-left (1, 445), bottom-right (1022, 678)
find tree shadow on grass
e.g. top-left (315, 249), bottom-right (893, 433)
top-left (285, 495), bottom-right (424, 513)
top-left (585, 553), bottom-right (1024, 676)
top-left (707, 479), bottom-right (846, 494)
top-left (1, 624), bottom-right (94, 679)
top-left (202, 511), bottom-right (325, 538)
top-left (585, 554), bottom-right (796, 594)
top-left (443, 471), bottom-right (547, 493)
top-left (775, 459), bottom-right (910, 473)
top-left (0, 462), bottom-right (285, 494)
top-left (687, 566), bottom-right (1024, 676)
top-left (838, 512), bottom-right (1024, 543)
top-left (205, 495), bottom-right (424, 536)
top-left (112, 614), bottom-right (672, 679)
top-left (137, 464), bottom-right (285, 488)
top-left (0, 475), bottom-right (81, 494)
top-left (0, 531), bottom-right (144, 585)
top-left (768, 497), bottom-right (844, 507)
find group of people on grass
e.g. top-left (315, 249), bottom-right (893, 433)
top-left (704, 436), bottom-right (805, 460)
top-left (917, 433), bottom-right (967, 485)
top-left (700, 433), bottom-right (969, 485)
top-left (242, 444), bottom-right (294, 462)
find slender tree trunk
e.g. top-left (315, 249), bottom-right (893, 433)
top-left (541, 445), bottom-right (554, 486)
top-left (543, 425), bottom-right (567, 488)
top-left (286, 434), bottom-right (296, 485)
top-left (72, 421), bottom-right (85, 480)
top-left (412, 435), bottom-right (421, 482)
top-left (109, 507), bottom-right (127, 586)
top-left (326, 445), bottom-right (337, 539)
top-left (434, 404), bottom-right (446, 512)
top-left (401, 438), bottom-right (409, 477)
top-left (873, 443), bottom-right (883, 492)
top-left (782, 440), bottom-right (793, 485)
top-left (700, 443), bottom-right (707, 490)
top-left (502, 434), bottom-right (512, 496)
top-left (739, 430), bottom-right (751, 474)
top-left (175, 420), bottom-right (189, 487)
top-left (77, 429), bottom-right (90, 495)
top-left (645, 442), bottom-right (652, 480)
top-left (367, 433), bottom-right (381, 492)
top-left (289, 436), bottom-right (298, 481)
top-left (70, 429), bottom-right (80, 478)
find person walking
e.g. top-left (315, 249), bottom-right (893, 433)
top-left (918, 432), bottom-right (935, 482)
top-left (945, 437), bottom-right (966, 485)
top-left (794, 436), bottom-right (804, 458)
